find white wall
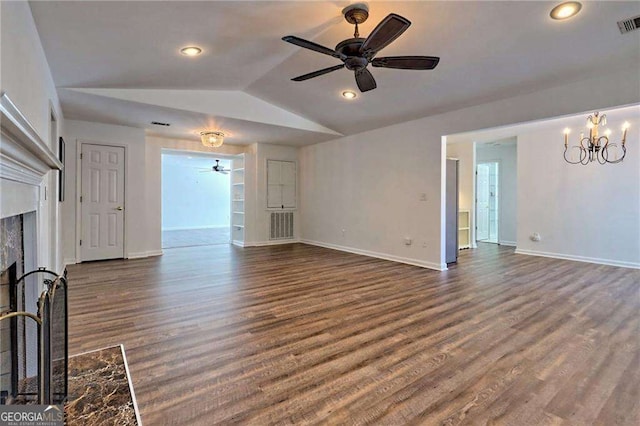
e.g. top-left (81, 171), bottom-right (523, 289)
top-left (516, 113), bottom-right (639, 268)
top-left (161, 155), bottom-right (230, 230)
top-left (249, 143), bottom-right (299, 245)
top-left (1, 1), bottom-right (64, 272)
top-left (299, 68), bottom-right (640, 270)
top-left (62, 120), bottom-right (148, 261)
top-left (476, 142), bottom-right (517, 246)
top-left (446, 141), bottom-right (476, 248)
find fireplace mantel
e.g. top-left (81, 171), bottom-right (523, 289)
top-left (0, 92), bottom-right (62, 187)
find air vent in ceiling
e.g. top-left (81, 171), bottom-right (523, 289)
top-left (151, 121), bottom-right (171, 126)
top-left (617, 15), bottom-right (640, 34)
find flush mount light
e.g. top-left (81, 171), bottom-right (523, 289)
top-left (342, 90), bottom-right (357, 99)
top-left (200, 131), bottom-right (225, 148)
top-left (550, 2), bottom-right (582, 20)
top-left (180, 46), bottom-right (202, 56)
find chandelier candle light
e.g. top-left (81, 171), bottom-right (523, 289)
top-left (563, 112), bottom-right (629, 165)
top-left (201, 131), bottom-right (225, 148)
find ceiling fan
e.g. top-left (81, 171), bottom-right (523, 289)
top-left (198, 160), bottom-right (230, 174)
top-left (282, 3), bottom-right (440, 93)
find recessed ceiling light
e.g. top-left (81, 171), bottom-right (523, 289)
top-left (550, 2), bottom-right (582, 20)
top-left (180, 46), bottom-right (202, 56)
top-left (342, 90), bottom-right (357, 99)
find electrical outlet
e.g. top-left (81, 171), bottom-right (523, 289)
top-left (404, 238), bottom-right (412, 246)
top-left (341, 229), bottom-right (346, 237)
top-left (419, 193), bottom-right (427, 201)
top-left (530, 232), bottom-right (541, 242)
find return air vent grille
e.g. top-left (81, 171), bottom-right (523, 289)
top-left (618, 15), bottom-right (640, 34)
top-left (270, 212), bottom-right (294, 240)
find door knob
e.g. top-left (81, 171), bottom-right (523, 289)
top-left (115, 206), bottom-right (124, 211)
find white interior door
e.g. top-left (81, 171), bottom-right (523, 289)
top-left (81, 144), bottom-right (125, 261)
top-left (476, 163), bottom-right (490, 241)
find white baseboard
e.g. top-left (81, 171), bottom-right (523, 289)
top-left (514, 248), bottom-right (640, 269)
top-left (301, 239), bottom-right (446, 271)
top-left (63, 258), bottom-right (77, 267)
top-left (499, 240), bottom-right (517, 247)
top-left (231, 240), bottom-right (245, 247)
top-left (245, 239), bottom-right (300, 247)
top-left (126, 250), bottom-right (163, 259)
top-left (162, 225), bottom-right (228, 231)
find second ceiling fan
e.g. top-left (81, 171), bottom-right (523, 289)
top-left (282, 4), bottom-right (440, 93)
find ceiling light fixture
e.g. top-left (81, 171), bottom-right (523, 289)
top-left (550, 2), bottom-right (582, 20)
top-left (563, 112), bottom-right (629, 165)
top-left (180, 46), bottom-right (202, 56)
top-left (200, 131), bottom-right (225, 148)
top-left (342, 90), bottom-right (357, 99)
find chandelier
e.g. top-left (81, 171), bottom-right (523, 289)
top-left (200, 131), bottom-right (225, 148)
top-left (563, 112), bottom-right (629, 165)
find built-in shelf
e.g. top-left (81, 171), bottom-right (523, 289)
top-left (231, 155), bottom-right (245, 246)
top-left (458, 210), bottom-right (470, 249)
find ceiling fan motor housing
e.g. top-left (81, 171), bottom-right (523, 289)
top-left (336, 38), bottom-right (368, 70)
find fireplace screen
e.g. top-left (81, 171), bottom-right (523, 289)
top-left (0, 268), bottom-right (68, 405)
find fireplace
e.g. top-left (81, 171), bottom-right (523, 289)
top-left (0, 92), bottom-right (66, 405)
top-left (0, 213), bottom-right (67, 405)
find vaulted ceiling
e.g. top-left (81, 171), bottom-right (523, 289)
top-left (30, 1), bottom-right (640, 146)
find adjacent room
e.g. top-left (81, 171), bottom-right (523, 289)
top-left (161, 151), bottom-right (231, 249)
top-left (1, 1), bottom-right (638, 425)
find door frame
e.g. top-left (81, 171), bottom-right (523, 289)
top-left (75, 140), bottom-right (128, 262)
top-left (475, 159), bottom-right (500, 244)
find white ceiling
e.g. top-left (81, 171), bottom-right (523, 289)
top-left (30, 1), bottom-right (640, 145)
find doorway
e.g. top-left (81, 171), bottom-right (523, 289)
top-left (476, 161), bottom-right (499, 244)
top-left (161, 151), bottom-right (231, 249)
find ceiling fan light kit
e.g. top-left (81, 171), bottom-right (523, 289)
top-left (200, 131), bottom-right (225, 148)
top-left (282, 5), bottom-right (440, 93)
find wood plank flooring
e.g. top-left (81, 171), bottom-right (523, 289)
top-left (65, 243), bottom-right (640, 425)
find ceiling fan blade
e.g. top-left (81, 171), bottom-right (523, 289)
top-left (372, 56), bottom-right (440, 70)
top-left (282, 36), bottom-right (345, 60)
top-left (355, 68), bottom-right (377, 92)
top-left (360, 14), bottom-right (411, 58)
top-left (292, 64), bottom-right (345, 81)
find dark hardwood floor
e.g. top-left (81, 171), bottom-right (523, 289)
top-left (66, 243), bottom-right (640, 425)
